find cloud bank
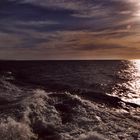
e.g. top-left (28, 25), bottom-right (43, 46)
top-left (0, 0), bottom-right (140, 59)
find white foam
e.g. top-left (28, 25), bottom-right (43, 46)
top-left (0, 87), bottom-right (139, 140)
top-left (78, 132), bottom-right (107, 140)
top-left (0, 117), bottom-right (36, 140)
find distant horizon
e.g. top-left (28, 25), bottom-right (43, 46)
top-left (0, 59), bottom-right (139, 61)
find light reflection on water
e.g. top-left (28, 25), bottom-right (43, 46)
top-left (125, 60), bottom-right (140, 105)
top-left (120, 60), bottom-right (140, 106)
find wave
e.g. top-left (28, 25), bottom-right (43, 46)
top-left (78, 132), bottom-right (107, 140)
top-left (0, 76), bottom-right (139, 140)
top-left (0, 117), bottom-right (36, 140)
top-left (0, 78), bottom-right (23, 102)
top-left (0, 87), bottom-right (139, 140)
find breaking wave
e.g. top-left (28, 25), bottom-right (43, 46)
top-left (0, 85), bottom-right (139, 140)
top-left (0, 118), bottom-right (36, 140)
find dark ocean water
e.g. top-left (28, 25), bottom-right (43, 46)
top-left (0, 60), bottom-right (139, 140)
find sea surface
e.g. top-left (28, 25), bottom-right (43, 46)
top-left (0, 60), bottom-right (139, 140)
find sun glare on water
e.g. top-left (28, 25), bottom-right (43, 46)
top-left (124, 60), bottom-right (140, 106)
top-left (133, 60), bottom-right (140, 71)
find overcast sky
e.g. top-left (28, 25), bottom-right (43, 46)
top-left (0, 0), bottom-right (140, 60)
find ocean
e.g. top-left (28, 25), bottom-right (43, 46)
top-left (0, 60), bottom-right (139, 140)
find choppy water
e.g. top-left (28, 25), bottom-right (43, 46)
top-left (0, 60), bottom-right (139, 140)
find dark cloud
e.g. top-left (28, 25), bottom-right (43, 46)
top-left (0, 0), bottom-right (140, 59)
top-left (0, 0), bottom-right (139, 34)
top-left (74, 44), bottom-right (125, 51)
top-left (0, 0), bottom-right (76, 21)
top-left (0, 0), bottom-right (137, 31)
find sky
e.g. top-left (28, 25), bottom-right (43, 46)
top-left (0, 0), bottom-right (140, 60)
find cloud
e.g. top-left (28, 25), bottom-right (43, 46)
top-left (0, 0), bottom-right (140, 59)
top-left (1, 0), bottom-right (140, 34)
top-left (76, 44), bottom-right (125, 51)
